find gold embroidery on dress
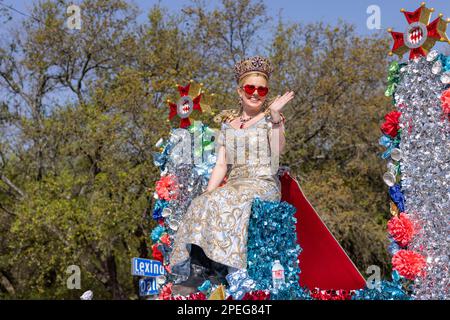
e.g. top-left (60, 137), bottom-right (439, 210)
top-left (169, 115), bottom-right (281, 273)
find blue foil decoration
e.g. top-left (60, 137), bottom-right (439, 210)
top-left (352, 270), bottom-right (411, 300)
top-left (151, 225), bottom-right (166, 243)
top-left (159, 243), bottom-right (171, 262)
top-left (388, 236), bottom-right (401, 255)
top-left (270, 282), bottom-right (312, 300)
top-left (391, 270), bottom-right (401, 282)
top-left (379, 135), bottom-right (400, 160)
top-left (152, 122), bottom-right (217, 186)
top-left (225, 269), bottom-right (257, 300)
top-left (152, 128), bottom-right (185, 171)
top-left (198, 280), bottom-right (212, 293)
top-left (193, 153), bottom-right (216, 180)
top-left (352, 281), bottom-right (411, 300)
top-left (152, 138), bottom-right (172, 170)
top-left (438, 53), bottom-right (450, 72)
top-left (389, 184), bottom-right (405, 213)
top-left (247, 197), bottom-right (309, 300)
top-left (152, 199), bottom-right (169, 221)
top-left (152, 150), bottom-right (168, 170)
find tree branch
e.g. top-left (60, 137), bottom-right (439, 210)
top-left (0, 174), bottom-right (25, 198)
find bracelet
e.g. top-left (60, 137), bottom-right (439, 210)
top-left (269, 113), bottom-right (286, 125)
top-left (271, 118), bottom-right (283, 125)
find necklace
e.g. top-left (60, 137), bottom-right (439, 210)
top-left (239, 113), bottom-right (259, 129)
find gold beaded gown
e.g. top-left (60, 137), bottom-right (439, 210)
top-left (169, 114), bottom-right (281, 277)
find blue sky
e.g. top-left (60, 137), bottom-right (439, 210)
top-left (4, 0), bottom-right (450, 36)
top-left (1, 0), bottom-right (449, 51)
top-left (129, 0), bottom-right (450, 36)
top-left (0, 1), bottom-right (448, 113)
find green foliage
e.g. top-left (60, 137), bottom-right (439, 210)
top-left (0, 0), bottom-right (393, 298)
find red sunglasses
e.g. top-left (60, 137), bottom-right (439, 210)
top-left (241, 84), bottom-right (269, 97)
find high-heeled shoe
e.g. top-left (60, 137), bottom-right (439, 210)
top-left (205, 262), bottom-right (229, 286)
top-left (171, 264), bottom-right (208, 296)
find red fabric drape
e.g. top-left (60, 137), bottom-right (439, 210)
top-left (280, 172), bottom-right (366, 290)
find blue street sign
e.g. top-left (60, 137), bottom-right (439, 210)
top-left (131, 258), bottom-right (165, 277)
top-left (139, 278), bottom-right (158, 296)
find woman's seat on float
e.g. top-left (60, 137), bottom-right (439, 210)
top-left (279, 170), bottom-right (366, 291)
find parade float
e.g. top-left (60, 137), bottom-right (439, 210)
top-left (132, 3), bottom-right (449, 300)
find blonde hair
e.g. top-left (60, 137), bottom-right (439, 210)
top-left (238, 71), bottom-right (268, 86)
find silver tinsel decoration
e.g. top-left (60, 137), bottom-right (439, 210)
top-left (151, 123), bottom-right (218, 284)
top-left (393, 52), bottom-right (450, 300)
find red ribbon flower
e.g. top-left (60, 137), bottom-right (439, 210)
top-left (158, 283), bottom-right (173, 300)
top-left (381, 111), bottom-right (402, 138)
top-left (164, 264), bottom-right (171, 274)
top-left (155, 174), bottom-right (178, 201)
top-left (387, 212), bottom-right (417, 247)
top-left (151, 243), bottom-right (164, 262)
top-left (310, 288), bottom-right (354, 300)
top-left (242, 290), bottom-right (271, 300)
top-left (441, 89), bottom-right (450, 115)
top-left (170, 292), bottom-right (207, 300)
top-left (187, 292), bottom-right (207, 300)
top-left (392, 249), bottom-right (426, 280)
top-left (160, 233), bottom-right (171, 246)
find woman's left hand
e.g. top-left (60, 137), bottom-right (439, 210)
top-left (269, 91), bottom-right (295, 116)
